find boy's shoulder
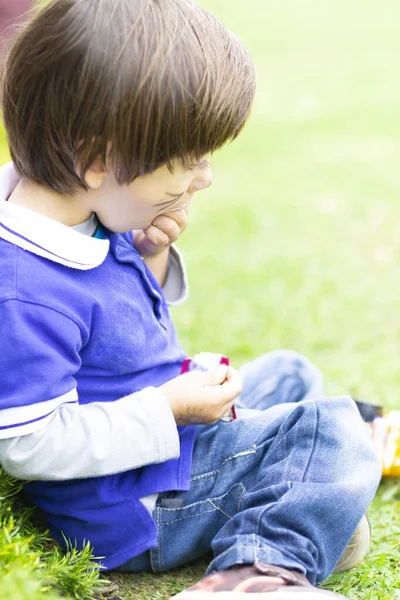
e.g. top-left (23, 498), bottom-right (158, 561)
top-left (0, 238), bottom-right (91, 339)
top-left (0, 235), bottom-right (69, 298)
top-left (0, 238), bottom-right (18, 299)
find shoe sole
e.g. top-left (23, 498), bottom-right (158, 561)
top-left (333, 514), bottom-right (371, 573)
top-left (171, 591), bottom-right (347, 599)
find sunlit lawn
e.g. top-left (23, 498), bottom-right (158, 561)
top-left (2, 0), bottom-right (400, 598)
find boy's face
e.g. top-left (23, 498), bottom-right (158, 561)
top-left (89, 156), bottom-right (212, 233)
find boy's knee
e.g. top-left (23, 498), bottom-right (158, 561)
top-left (313, 394), bottom-right (360, 427)
top-left (267, 349), bottom-right (318, 373)
top-left (245, 349), bottom-right (317, 375)
top-left (314, 396), bottom-right (380, 462)
top-left (292, 395), bottom-right (366, 446)
top-left (252, 349), bottom-right (323, 398)
top-left (298, 396), bottom-right (381, 483)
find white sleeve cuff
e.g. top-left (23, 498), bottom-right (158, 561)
top-left (0, 389), bottom-right (78, 440)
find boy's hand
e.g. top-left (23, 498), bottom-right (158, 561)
top-left (134, 205), bottom-right (189, 258)
top-left (161, 365), bottom-right (242, 426)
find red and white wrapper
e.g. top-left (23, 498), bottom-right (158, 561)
top-left (180, 352), bottom-right (237, 423)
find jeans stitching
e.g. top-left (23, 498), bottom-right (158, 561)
top-left (208, 499), bottom-right (233, 519)
top-left (191, 470), bottom-right (219, 482)
top-left (255, 403), bottom-right (317, 539)
top-left (162, 507), bottom-right (219, 525)
top-left (301, 401), bottom-right (318, 482)
top-left (149, 507), bottom-right (161, 573)
top-left (219, 446), bottom-right (257, 469)
top-left (237, 483), bottom-right (246, 513)
top-left (157, 507), bottom-right (162, 571)
top-left (191, 446), bottom-right (257, 482)
top-left (160, 484), bottom-right (246, 526)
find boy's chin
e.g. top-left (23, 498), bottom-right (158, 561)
top-left (99, 219), bottom-right (140, 234)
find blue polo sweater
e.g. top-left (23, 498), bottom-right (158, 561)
top-left (0, 197), bottom-right (195, 568)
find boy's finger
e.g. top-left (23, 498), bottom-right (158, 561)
top-left (161, 207), bottom-right (189, 229)
top-left (204, 373), bottom-right (242, 404)
top-left (222, 376), bottom-right (242, 399)
top-left (151, 215), bottom-right (181, 240)
top-left (153, 209), bottom-right (188, 234)
top-left (170, 205), bottom-right (189, 221)
top-left (143, 224), bottom-right (170, 246)
top-left (224, 367), bottom-right (241, 385)
top-left (183, 365), bottom-right (228, 386)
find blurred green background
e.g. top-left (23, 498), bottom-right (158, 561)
top-left (176, 0), bottom-right (400, 409)
top-left (1, 0), bottom-right (400, 598)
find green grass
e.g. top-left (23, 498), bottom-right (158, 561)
top-left (2, 0), bottom-right (400, 597)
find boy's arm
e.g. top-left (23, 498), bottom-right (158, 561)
top-left (143, 246), bottom-right (170, 287)
top-left (0, 389), bottom-right (179, 480)
top-left (133, 204), bottom-right (189, 292)
top-left (0, 364), bottom-right (241, 480)
top-left (0, 299), bottom-right (180, 480)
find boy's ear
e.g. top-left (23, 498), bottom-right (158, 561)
top-left (83, 157), bottom-right (107, 189)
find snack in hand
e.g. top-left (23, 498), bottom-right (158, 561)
top-left (181, 352), bottom-right (237, 422)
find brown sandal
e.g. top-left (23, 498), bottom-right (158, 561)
top-left (171, 562), bottom-right (348, 599)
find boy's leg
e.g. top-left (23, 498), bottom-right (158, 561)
top-left (204, 399), bottom-right (380, 583)
top-left (237, 350), bottom-right (324, 411)
top-left (237, 350), bottom-right (371, 575)
top-left (118, 396), bottom-right (380, 587)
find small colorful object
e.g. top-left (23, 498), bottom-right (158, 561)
top-left (180, 352), bottom-right (237, 423)
top-left (371, 411), bottom-right (400, 477)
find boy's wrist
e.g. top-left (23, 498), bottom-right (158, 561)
top-left (140, 245), bottom-right (170, 286)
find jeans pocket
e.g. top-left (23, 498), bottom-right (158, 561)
top-left (151, 482), bottom-right (246, 572)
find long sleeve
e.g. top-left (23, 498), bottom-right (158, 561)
top-left (0, 298), bottom-right (180, 480)
top-left (0, 386), bottom-right (180, 480)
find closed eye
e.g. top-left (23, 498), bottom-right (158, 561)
top-left (188, 159), bottom-right (210, 171)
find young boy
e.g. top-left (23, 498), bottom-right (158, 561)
top-left (0, 1), bottom-right (381, 598)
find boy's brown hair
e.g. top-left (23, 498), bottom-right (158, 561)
top-left (1, 0), bottom-right (256, 194)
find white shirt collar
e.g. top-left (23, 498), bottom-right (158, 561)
top-left (72, 213), bottom-right (98, 236)
top-left (0, 162), bottom-right (109, 270)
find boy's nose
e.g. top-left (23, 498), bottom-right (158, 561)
top-left (188, 168), bottom-right (212, 193)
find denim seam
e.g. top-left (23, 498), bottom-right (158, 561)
top-left (150, 508), bottom-right (161, 573)
top-left (156, 482), bottom-right (246, 528)
top-left (191, 470), bottom-right (219, 482)
top-left (252, 402), bottom-right (318, 570)
top-left (301, 401), bottom-right (318, 482)
top-left (161, 487), bottom-right (245, 526)
top-left (163, 507), bottom-right (223, 526)
top-left (190, 446), bottom-right (257, 482)
top-left (254, 408), bottom-right (320, 539)
top-left (297, 400), bottom-right (320, 569)
top-left (160, 484), bottom-right (245, 512)
top-left (237, 483), bottom-right (246, 513)
top-left (219, 446), bottom-right (257, 469)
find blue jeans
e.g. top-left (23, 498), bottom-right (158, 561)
top-left (114, 350), bottom-right (381, 585)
